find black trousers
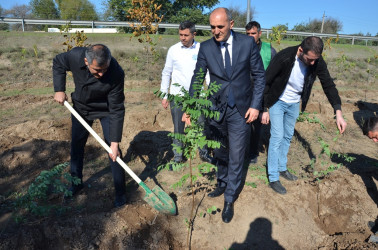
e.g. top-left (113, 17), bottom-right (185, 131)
top-left (208, 105), bottom-right (250, 203)
top-left (70, 114), bottom-right (126, 197)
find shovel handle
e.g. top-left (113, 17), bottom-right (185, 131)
top-left (64, 101), bottom-right (142, 184)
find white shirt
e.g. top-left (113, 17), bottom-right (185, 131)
top-left (160, 40), bottom-right (208, 98)
top-left (279, 55), bottom-right (308, 103)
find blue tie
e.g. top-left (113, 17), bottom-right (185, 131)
top-left (224, 43), bottom-right (232, 78)
top-left (224, 43), bottom-right (235, 107)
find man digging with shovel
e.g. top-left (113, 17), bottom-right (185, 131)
top-left (53, 44), bottom-right (127, 208)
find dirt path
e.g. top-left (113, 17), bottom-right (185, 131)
top-left (0, 79), bottom-right (377, 249)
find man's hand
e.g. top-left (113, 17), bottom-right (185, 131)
top-left (182, 113), bottom-right (191, 126)
top-left (109, 142), bottom-right (120, 162)
top-left (261, 112), bottom-right (270, 124)
top-left (54, 91), bottom-right (67, 105)
top-left (335, 110), bottom-right (347, 134)
top-left (245, 108), bottom-right (259, 123)
top-left (161, 99), bottom-right (169, 109)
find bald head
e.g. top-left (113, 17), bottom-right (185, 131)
top-left (209, 7), bottom-right (234, 42)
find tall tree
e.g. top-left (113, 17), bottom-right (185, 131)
top-left (4, 4), bottom-right (33, 30)
top-left (228, 6), bottom-right (255, 28)
top-left (4, 4), bottom-right (32, 18)
top-left (293, 17), bottom-right (342, 34)
top-left (0, 5), bottom-right (10, 30)
top-left (58, 0), bottom-right (98, 20)
top-left (105, 0), bottom-right (219, 23)
top-left (30, 0), bottom-right (60, 19)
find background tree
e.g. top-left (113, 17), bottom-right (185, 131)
top-left (105, 0), bottom-right (219, 33)
top-left (293, 17), bottom-right (342, 34)
top-left (30, 0), bottom-right (60, 19)
top-left (58, 0), bottom-right (98, 20)
top-left (104, 0), bottom-right (132, 21)
top-left (228, 6), bottom-right (255, 28)
top-left (0, 5), bottom-right (10, 30)
top-left (4, 4), bottom-right (33, 31)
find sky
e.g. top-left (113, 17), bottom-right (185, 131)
top-left (1, 0), bottom-right (377, 35)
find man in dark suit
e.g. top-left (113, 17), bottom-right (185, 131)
top-left (185, 7), bottom-right (265, 223)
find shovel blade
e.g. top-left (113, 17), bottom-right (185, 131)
top-left (140, 183), bottom-right (176, 215)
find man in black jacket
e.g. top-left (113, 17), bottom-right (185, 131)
top-left (53, 44), bottom-right (126, 207)
top-left (261, 36), bottom-right (347, 194)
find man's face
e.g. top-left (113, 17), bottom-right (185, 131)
top-left (210, 9), bottom-right (234, 42)
top-left (298, 47), bottom-right (320, 66)
top-left (179, 28), bottom-right (195, 48)
top-left (246, 26), bottom-right (261, 43)
top-left (367, 131), bottom-right (378, 142)
top-left (85, 58), bottom-right (109, 79)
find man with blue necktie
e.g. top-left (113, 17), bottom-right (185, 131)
top-left (184, 7), bottom-right (265, 223)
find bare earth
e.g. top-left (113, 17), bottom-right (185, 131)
top-left (0, 34), bottom-right (377, 249)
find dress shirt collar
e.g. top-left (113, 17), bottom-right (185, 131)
top-left (181, 40), bottom-right (198, 49)
top-left (222, 31), bottom-right (234, 47)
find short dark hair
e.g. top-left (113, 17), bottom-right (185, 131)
top-left (179, 21), bottom-right (196, 34)
top-left (300, 36), bottom-right (324, 56)
top-left (85, 44), bottom-right (111, 66)
top-left (362, 116), bottom-right (378, 135)
top-left (245, 21), bottom-right (261, 31)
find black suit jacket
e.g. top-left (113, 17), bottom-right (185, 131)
top-left (190, 31), bottom-right (266, 120)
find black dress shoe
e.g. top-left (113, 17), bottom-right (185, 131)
top-left (280, 170), bottom-right (298, 181)
top-left (114, 194), bottom-right (127, 208)
top-left (200, 151), bottom-right (214, 164)
top-left (222, 201), bottom-right (234, 223)
top-left (249, 155), bottom-right (258, 164)
top-left (269, 181), bottom-right (287, 194)
top-left (207, 186), bottom-right (226, 198)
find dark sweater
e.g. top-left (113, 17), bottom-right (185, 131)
top-left (53, 47), bottom-right (125, 142)
top-left (263, 45), bottom-right (341, 112)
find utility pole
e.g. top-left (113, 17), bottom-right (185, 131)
top-left (246, 0), bottom-right (251, 25)
top-left (320, 11), bottom-right (326, 33)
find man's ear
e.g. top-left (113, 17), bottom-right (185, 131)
top-left (298, 46), bottom-right (303, 53)
top-left (193, 31), bottom-right (197, 36)
top-left (84, 58), bottom-right (89, 66)
top-left (230, 20), bottom-right (234, 29)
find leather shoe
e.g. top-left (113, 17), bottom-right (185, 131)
top-left (222, 201), bottom-right (234, 223)
top-left (199, 151), bottom-right (214, 164)
top-left (269, 181), bottom-right (287, 194)
top-left (207, 186), bottom-right (226, 198)
top-left (249, 155), bottom-right (258, 164)
top-left (114, 194), bottom-right (127, 208)
top-left (280, 170), bottom-right (298, 181)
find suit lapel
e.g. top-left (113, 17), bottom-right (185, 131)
top-left (211, 38), bottom-right (224, 74)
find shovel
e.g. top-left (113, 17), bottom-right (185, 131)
top-left (64, 101), bottom-right (176, 215)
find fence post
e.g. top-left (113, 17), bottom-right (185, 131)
top-left (22, 18), bottom-right (25, 32)
top-left (352, 37), bottom-right (355, 45)
top-left (92, 21), bottom-right (94, 33)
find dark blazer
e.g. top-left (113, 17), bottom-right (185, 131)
top-left (263, 45), bottom-right (341, 112)
top-left (190, 31), bottom-right (266, 120)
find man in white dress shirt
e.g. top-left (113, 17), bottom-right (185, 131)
top-left (160, 21), bottom-right (211, 164)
